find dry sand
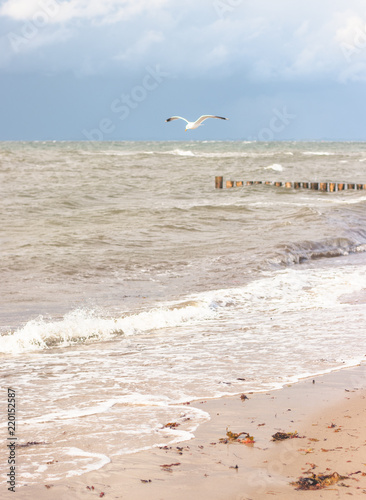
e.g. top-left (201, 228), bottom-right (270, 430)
top-left (6, 363), bottom-right (366, 499)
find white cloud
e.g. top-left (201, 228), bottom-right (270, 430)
top-left (335, 15), bottom-right (366, 46)
top-left (0, 0), bottom-right (41, 19)
top-left (2, 0), bottom-right (366, 85)
top-left (0, 0), bottom-right (170, 23)
top-left (335, 15), bottom-right (366, 66)
top-left (206, 44), bottom-right (229, 65)
top-left (114, 30), bottom-right (165, 62)
top-left (294, 20), bottom-right (309, 38)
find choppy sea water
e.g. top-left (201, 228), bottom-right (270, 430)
top-left (1, 141), bottom-right (366, 486)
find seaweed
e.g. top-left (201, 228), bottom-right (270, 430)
top-left (160, 462), bottom-right (181, 472)
top-left (219, 430), bottom-right (255, 444)
top-left (16, 441), bottom-right (46, 448)
top-left (271, 431), bottom-right (300, 441)
top-left (291, 472), bottom-right (347, 490)
top-left (298, 448), bottom-right (314, 455)
top-left (163, 422), bottom-right (180, 429)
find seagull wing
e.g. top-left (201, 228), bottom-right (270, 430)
top-left (165, 116), bottom-right (189, 124)
top-left (194, 115), bottom-right (229, 126)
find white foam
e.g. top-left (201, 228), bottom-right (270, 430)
top-left (65, 447), bottom-right (110, 477)
top-left (197, 264), bottom-right (366, 319)
top-left (80, 150), bottom-right (142, 156)
top-left (36, 465), bottom-right (48, 473)
top-left (264, 163), bottom-right (283, 171)
top-left (115, 405), bottom-right (210, 456)
top-left (322, 196), bottom-right (366, 205)
top-left (166, 149), bottom-right (195, 157)
top-left (3, 260), bottom-right (366, 356)
top-left (0, 301), bottom-right (216, 354)
top-left (302, 151), bottom-right (334, 156)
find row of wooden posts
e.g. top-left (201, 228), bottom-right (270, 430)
top-left (215, 176), bottom-right (366, 192)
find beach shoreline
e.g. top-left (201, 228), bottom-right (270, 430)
top-left (2, 140), bottom-right (366, 500)
top-left (7, 362), bottom-right (366, 499)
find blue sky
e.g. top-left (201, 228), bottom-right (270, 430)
top-left (0, 0), bottom-right (365, 140)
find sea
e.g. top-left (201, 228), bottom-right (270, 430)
top-left (1, 140), bottom-right (366, 486)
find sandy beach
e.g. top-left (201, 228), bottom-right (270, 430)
top-left (8, 362), bottom-right (365, 500)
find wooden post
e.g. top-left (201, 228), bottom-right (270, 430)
top-left (215, 176), bottom-right (223, 189)
top-left (215, 178), bottom-right (365, 191)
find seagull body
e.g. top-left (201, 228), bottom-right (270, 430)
top-left (165, 115), bottom-right (228, 131)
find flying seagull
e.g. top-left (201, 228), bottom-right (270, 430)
top-left (165, 115), bottom-right (228, 131)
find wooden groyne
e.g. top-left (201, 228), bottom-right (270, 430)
top-left (215, 177), bottom-right (366, 192)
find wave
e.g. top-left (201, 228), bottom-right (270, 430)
top-left (324, 196), bottom-right (366, 205)
top-left (65, 448), bottom-right (110, 478)
top-left (163, 149), bottom-right (196, 157)
top-left (83, 149), bottom-right (197, 157)
top-left (79, 148), bottom-right (332, 160)
top-left (4, 233), bottom-right (365, 355)
top-left (302, 151), bottom-right (334, 156)
top-left (0, 300), bottom-right (217, 354)
top-left (79, 150), bottom-right (144, 157)
top-left (269, 237), bottom-right (366, 266)
top-left (264, 163), bottom-right (283, 171)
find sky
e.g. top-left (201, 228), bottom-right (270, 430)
top-left (0, 0), bottom-right (366, 141)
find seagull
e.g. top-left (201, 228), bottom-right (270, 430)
top-left (165, 115), bottom-right (228, 131)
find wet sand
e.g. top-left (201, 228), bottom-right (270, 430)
top-left (7, 363), bottom-right (366, 499)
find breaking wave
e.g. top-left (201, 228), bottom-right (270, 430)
top-left (0, 300), bottom-right (217, 354)
top-left (269, 237), bottom-right (366, 266)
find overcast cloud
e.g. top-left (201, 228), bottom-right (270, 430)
top-left (1, 0), bottom-right (365, 140)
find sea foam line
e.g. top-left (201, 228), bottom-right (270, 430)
top-left (65, 447), bottom-right (111, 477)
